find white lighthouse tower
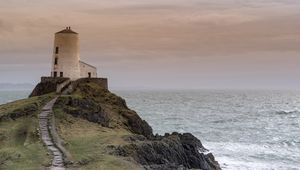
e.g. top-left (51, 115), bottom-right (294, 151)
top-left (51, 27), bottom-right (97, 80)
top-left (51, 27), bottom-right (80, 80)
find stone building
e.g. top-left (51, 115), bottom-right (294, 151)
top-left (51, 27), bottom-right (97, 80)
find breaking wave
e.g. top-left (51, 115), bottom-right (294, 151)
top-left (275, 110), bottom-right (300, 115)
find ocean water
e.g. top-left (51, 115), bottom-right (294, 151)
top-left (0, 91), bottom-right (31, 105)
top-left (1, 90), bottom-right (300, 170)
top-left (116, 90), bottom-right (300, 170)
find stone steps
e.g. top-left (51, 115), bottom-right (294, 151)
top-left (39, 97), bottom-right (65, 170)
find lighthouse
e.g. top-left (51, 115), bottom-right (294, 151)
top-left (51, 27), bottom-right (97, 80)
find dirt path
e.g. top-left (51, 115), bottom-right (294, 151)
top-left (39, 97), bottom-right (65, 170)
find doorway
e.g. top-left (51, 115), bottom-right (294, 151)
top-left (53, 71), bottom-right (57, 77)
top-left (60, 72), bottom-right (63, 77)
top-left (88, 72), bottom-right (91, 78)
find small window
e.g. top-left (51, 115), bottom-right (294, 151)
top-left (54, 58), bottom-right (58, 65)
top-left (60, 72), bottom-right (63, 77)
top-left (53, 71), bottom-right (57, 77)
top-left (55, 47), bottom-right (59, 54)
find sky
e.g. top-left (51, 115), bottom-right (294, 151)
top-left (0, 0), bottom-right (300, 89)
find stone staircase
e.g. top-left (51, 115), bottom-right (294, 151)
top-left (56, 79), bottom-right (71, 94)
top-left (39, 97), bottom-right (65, 170)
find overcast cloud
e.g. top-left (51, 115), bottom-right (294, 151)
top-left (0, 0), bottom-right (300, 89)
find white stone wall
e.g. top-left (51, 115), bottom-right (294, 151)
top-left (51, 31), bottom-right (81, 80)
top-left (79, 61), bottom-right (97, 78)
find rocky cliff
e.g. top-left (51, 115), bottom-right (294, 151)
top-left (0, 80), bottom-right (221, 170)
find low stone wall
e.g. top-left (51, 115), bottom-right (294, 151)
top-left (30, 77), bottom-right (108, 97)
top-left (72, 78), bottom-right (108, 90)
top-left (56, 79), bottom-right (71, 94)
top-left (41, 77), bottom-right (69, 83)
top-left (30, 77), bottom-right (70, 97)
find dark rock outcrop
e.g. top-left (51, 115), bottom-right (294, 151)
top-left (120, 109), bottom-right (153, 139)
top-left (55, 97), bottom-right (110, 127)
top-left (29, 81), bottom-right (57, 97)
top-left (54, 83), bottom-right (153, 138)
top-left (114, 133), bottom-right (221, 170)
top-left (29, 77), bottom-right (68, 97)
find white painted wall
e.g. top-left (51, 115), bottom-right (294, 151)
top-left (80, 61), bottom-right (97, 78)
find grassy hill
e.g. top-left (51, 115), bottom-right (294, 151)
top-left (0, 80), bottom-right (220, 170)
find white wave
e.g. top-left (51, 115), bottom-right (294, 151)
top-left (204, 141), bottom-right (300, 170)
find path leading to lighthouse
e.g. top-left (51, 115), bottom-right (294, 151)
top-left (39, 97), bottom-right (65, 170)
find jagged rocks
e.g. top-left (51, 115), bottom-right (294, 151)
top-left (119, 110), bottom-right (153, 138)
top-left (55, 97), bottom-right (110, 127)
top-left (114, 133), bottom-right (221, 170)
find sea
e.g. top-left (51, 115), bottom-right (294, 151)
top-left (1, 90), bottom-right (300, 170)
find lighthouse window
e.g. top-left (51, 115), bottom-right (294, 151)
top-left (54, 58), bottom-right (58, 65)
top-left (55, 47), bottom-right (59, 54)
top-left (53, 71), bottom-right (57, 77)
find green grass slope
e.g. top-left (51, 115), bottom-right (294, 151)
top-left (0, 94), bottom-right (54, 169)
top-left (54, 109), bottom-right (142, 170)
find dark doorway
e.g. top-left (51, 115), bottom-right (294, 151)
top-left (88, 72), bottom-right (91, 78)
top-left (60, 72), bottom-right (63, 77)
top-left (53, 71), bottom-right (57, 77)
